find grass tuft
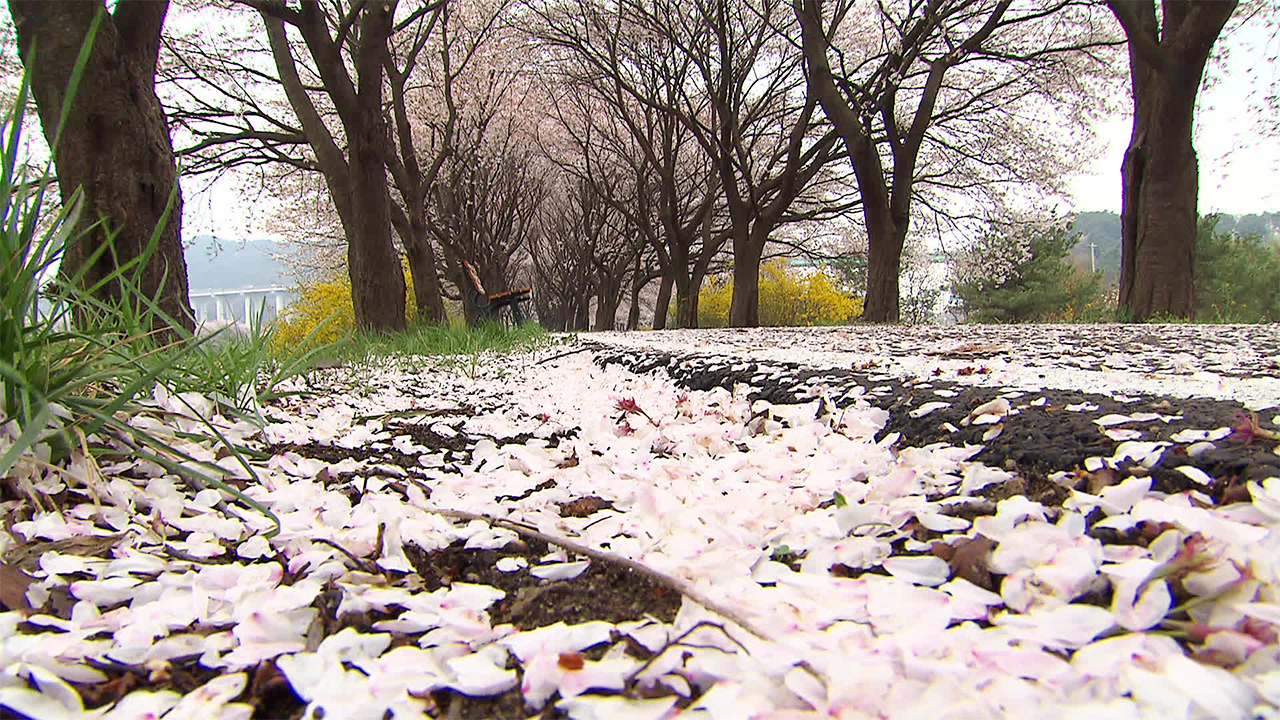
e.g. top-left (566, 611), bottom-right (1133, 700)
top-left (324, 318), bottom-right (552, 364)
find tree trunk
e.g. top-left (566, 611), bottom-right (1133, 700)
top-left (403, 225), bottom-right (446, 325)
top-left (594, 286), bottom-right (620, 331)
top-left (627, 282), bottom-right (643, 330)
top-left (674, 292), bottom-right (698, 329)
top-left (573, 294), bottom-right (591, 331)
top-left (846, 126), bottom-right (905, 323)
top-left (260, 2), bottom-right (408, 334)
top-left (728, 231), bottom-right (764, 327)
top-left (347, 3), bottom-right (405, 332)
top-left (1107, 0), bottom-right (1237, 322)
top-left (1116, 128), bottom-right (1198, 321)
top-left (673, 271), bottom-right (699, 329)
top-left (652, 272), bottom-right (673, 330)
top-left (794, 0), bottom-right (1002, 325)
top-left (863, 223), bottom-right (906, 323)
top-left (626, 254), bottom-right (644, 330)
top-left (11, 0), bottom-right (193, 335)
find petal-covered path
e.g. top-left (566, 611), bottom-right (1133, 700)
top-left (2, 325), bottom-right (1279, 719)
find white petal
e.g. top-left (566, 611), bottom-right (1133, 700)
top-left (0, 664), bottom-right (83, 713)
top-left (1163, 654), bottom-right (1257, 719)
top-left (69, 577), bottom-right (142, 606)
top-left (496, 557), bottom-right (527, 572)
top-left (968, 398), bottom-right (1011, 420)
top-left (555, 694), bottom-right (678, 719)
top-left (1112, 578), bottom-right (1172, 632)
top-left (882, 555), bottom-right (951, 586)
top-left (236, 535), bottom-right (272, 559)
top-left (164, 673), bottom-right (250, 720)
top-left (909, 402), bottom-right (950, 418)
top-left (315, 627), bottom-right (392, 661)
top-left (530, 560), bottom-right (589, 580)
top-left (1174, 465), bottom-right (1215, 485)
top-left (445, 651), bottom-right (518, 696)
top-left (96, 690), bottom-right (183, 719)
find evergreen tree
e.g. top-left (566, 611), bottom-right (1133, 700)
top-left (1195, 216), bottom-right (1280, 323)
top-left (952, 226), bottom-right (1103, 323)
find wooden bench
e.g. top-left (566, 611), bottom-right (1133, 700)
top-left (461, 258), bottom-right (531, 326)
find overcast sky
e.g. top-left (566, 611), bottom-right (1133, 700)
top-left (183, 13), bottom-right (1280, 241)
top-left (1067, 20), bottom-right (1279, 216)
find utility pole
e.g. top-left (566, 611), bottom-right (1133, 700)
top-left (1089, 241), bottom-right (1097, 274)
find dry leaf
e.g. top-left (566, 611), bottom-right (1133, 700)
top-left (0, 561), bottom-right (37, 613)
top-left (1086, 467), bottom-right (1121, 494)
top-left (932, 536), bottom-right (996, 591)
top-left (558, 496), bottom-right (612, 518)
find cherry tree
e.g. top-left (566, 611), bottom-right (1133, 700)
top-left (529, 195), bottom-right (595, 330)
top-left (539, 83), bottom-right (716, 328)
top-left (385, 0), bottom-right (523, 323)
top-left (1104, 0), bottom-right (1239, 321)
top-left (10, 1), bottom-right (194, 334)
top-left (164, 1), bottom-right (519, 328)
top-left (533, 0), bottom-right (848, 328)
top-left (223, 0), bottom-right (437, 332)
top-left (794, 0), bottom-right (1121, 322)
top-left (427, 121), bottom-right (546, 325)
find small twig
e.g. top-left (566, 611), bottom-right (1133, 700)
top-left (534, 346), bottom-right (593, 366)
top-left (579, 512), bottom-right (617, 533)
top-left (312, 537), bottom-right (381, 575)
top-left (353, 406), bottom-right (476, 423)
top-left (624, 619), bottom-right (748, 689)
top-left (373, 522), bottom-right (386, 563)
top-left (164, 544), bottom-right (223, 564)
top-left (419, 506), bottom-right (776, 642)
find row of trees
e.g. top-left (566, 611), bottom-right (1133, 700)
top-left (7, 0), bottom-right (1271, 334)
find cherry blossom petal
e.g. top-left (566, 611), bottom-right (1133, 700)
top-left (0, 663), bottom-right (83, 715)
top-left (994, 604), bottom-right (1116, 648)
top-left (553, 694), bottom-right (678, 720)
top-left (530, 560), bottom-right (590, 580)
top-left (164, 673), bottom-right (252, 720)
top-left (882, 555), bottom-right (951, 586)
top-left (445, 649), bottom-right (518, 696)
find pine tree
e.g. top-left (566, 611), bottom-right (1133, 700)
top-left (952, 226), bottom-right (1103, 323)
top-left (1195, 216), bottom-right (1280, 322)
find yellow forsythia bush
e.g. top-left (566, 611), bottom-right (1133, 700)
top-left (697, 259), bottom-right (862, 327)
top-left (271, 263), bottom-right (417, 352)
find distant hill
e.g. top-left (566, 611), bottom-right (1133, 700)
top-left (1066, 211), bottom-right (1280, 285)
top-left (183, 234), bottom-right (293, 291)
top-left (1068, 212), bottom-right (1122, 284)
top-left (1214, 213), bottom-right (1280, 240)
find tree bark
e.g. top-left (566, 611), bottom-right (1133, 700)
top-left (383, 1), bottom-right (452, 326)
top-left (11, 0), bottom-right (193, 335)
top-left (345, 2), bottom-right (405, 332)
top-left (626, 251), bottom-right (644, 330)
top-left (672, 245), bottom-right (710, 329)
top-left (402, 225), bottom-right (446, 324)
top-left (728, 230), bottom-right (765, 327)
top-left (674, 280), bottom-right (698, 329)
top-left (573, 293), bottom-right (591, 331)
top-left (258, 1), bottom-right (406, 333)
top-left (627, 286), bottom-right (643, 330)
top-left (594, 286), bottom-right (620, 330)
top-left (672, 265), bottom-right (696, 329)
top-left (652, 273), bottom-right (673, 330)
top-left (1107, 0), bottom-right (1236, 322)
top-left (795, 0), bottom-right (1012, 323)
top-left (864, 224), bottom-right (906, 322)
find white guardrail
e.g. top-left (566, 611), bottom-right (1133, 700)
top-left (189, 286), bottom-right (295, 325)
